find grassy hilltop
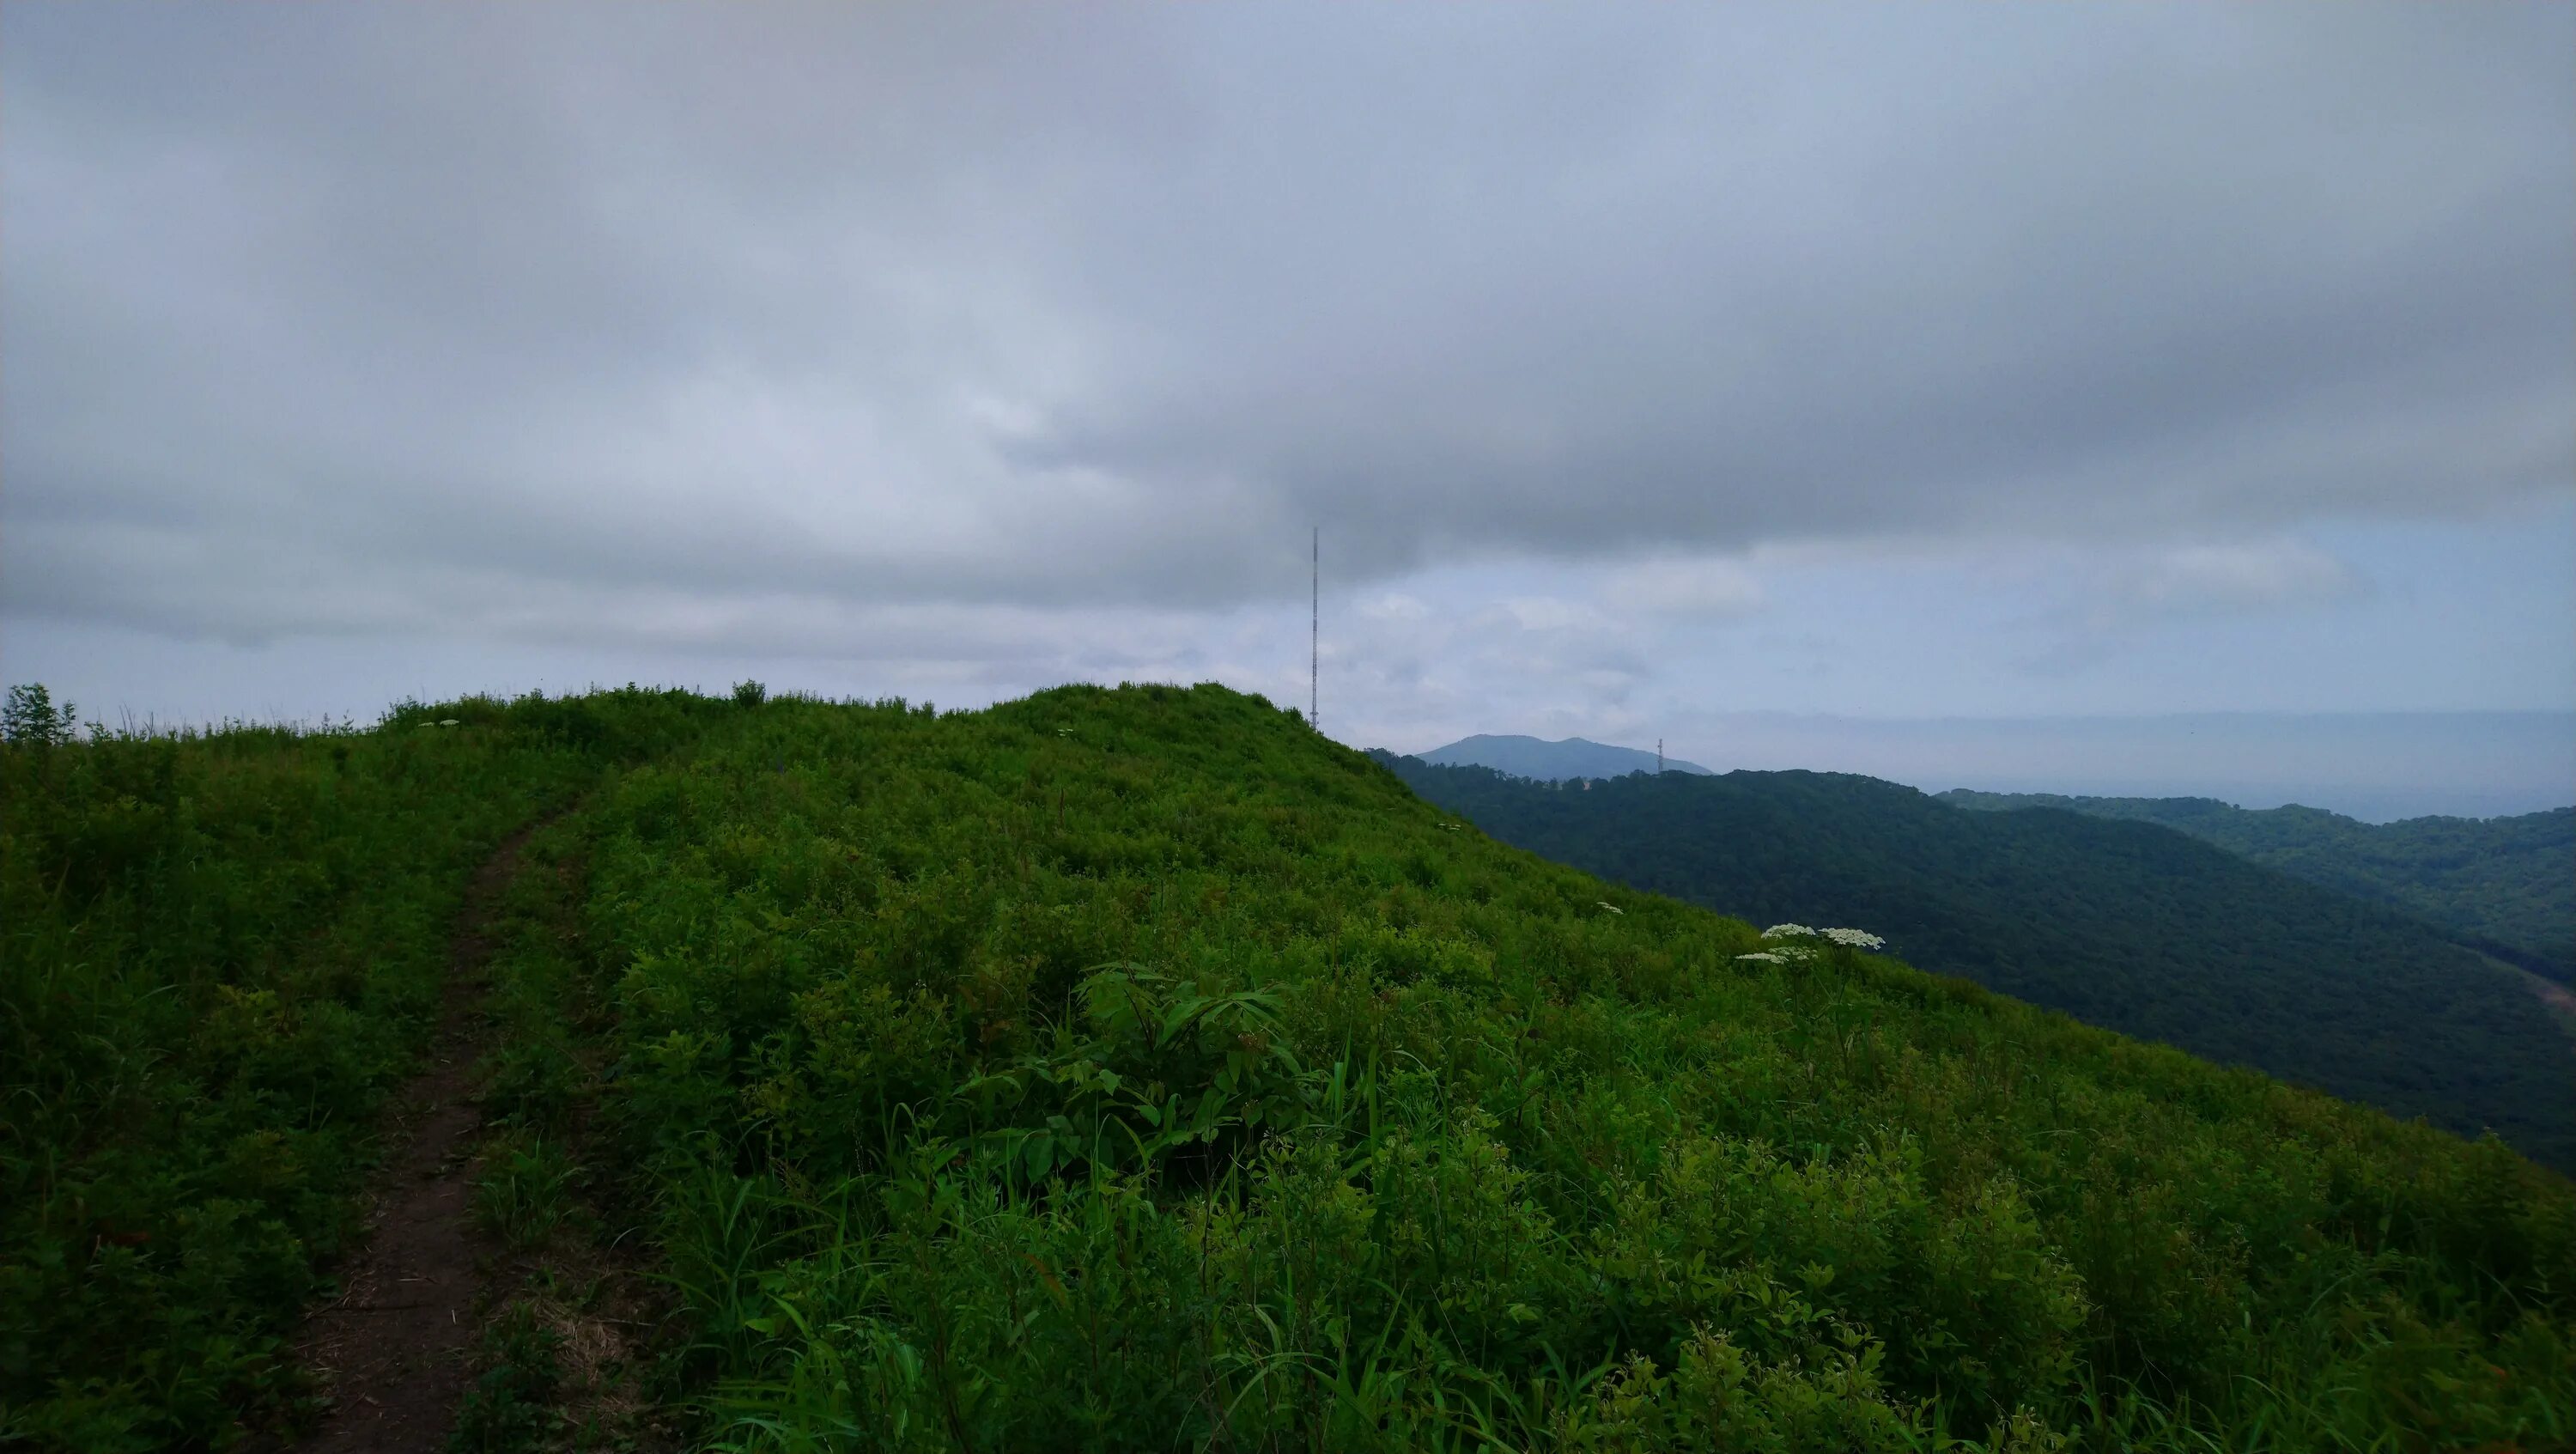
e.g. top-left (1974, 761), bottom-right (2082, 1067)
top-left (4, 683), bottom-right (2573, 1451)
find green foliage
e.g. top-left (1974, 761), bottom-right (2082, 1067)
top-left (1943, 790), bottom-right (2576, 983)
top-left (458, 817), bottom-right (680, 1453)
top-left (0, 685), bottom-right (729, 1450)
top-left (11, 678), bottom-right (2573, 1450)
top-left (559, 684), bottom-right (2570, 1450)
top-left (450, 1301), bottom-right (564, 1454)
top-left (472, 1134), bottom-right (584, 1252)
top-left (1382, 757), bottom-right (2576, 1171)
top-left (1, 684), bottom-right (78, 747)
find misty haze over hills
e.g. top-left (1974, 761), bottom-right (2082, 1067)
top-left (1416, 711), bottom-right (2574, 823)
top-left (1419, 734), bottom-right (1712, 781)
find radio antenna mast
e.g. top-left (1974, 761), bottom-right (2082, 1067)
top-left (1309, 527), bottom-right (1319, 731)
top-left (1658, 738), bottom-right (1664, 776)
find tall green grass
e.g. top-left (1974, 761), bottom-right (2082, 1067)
top-left (0, 687), bottom-right (726, 1451)
top-left (555, 684), bottom-right (2573, 1451)
top-left (9, 680), bottom-right (2571, 1450)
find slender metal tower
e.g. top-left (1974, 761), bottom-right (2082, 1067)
top-left (1309, 527), bottom-right (1319, 730)
top-left (1658, 738), bottom-right (1664, 775)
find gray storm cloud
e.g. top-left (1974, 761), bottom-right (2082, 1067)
top-left (3, 3), bottom-right (2570, 648)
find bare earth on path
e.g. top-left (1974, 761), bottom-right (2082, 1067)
top-left (288, 822), bottom-right (544, 1453)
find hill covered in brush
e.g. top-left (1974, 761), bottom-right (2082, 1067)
top-left (564, 685), bottom-right (2573, 1449)
top-left (1940, 790), bottom-right (2575, 983)
top-left (1375, 756), bottom-right (2576, 1172)
top-left (0, 686), bottom-right (733, 1450)
top-left (7, 683), bottom-right (2573, 1451)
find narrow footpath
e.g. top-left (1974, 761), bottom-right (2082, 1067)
top-left (289, 823), bottom-right (544, 1452)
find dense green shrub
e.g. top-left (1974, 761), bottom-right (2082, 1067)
top-left (449, 1301), bottom-right (563, 1454)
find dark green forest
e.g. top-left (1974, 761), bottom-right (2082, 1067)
top-left (7, 685), bottom-right (2573, 1451)
top-left (1941, 791), bottom-right (2575, 983)
top-left (1379, 757), bottom-right (2576, 1172)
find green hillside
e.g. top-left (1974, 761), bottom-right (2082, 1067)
top-left (0, 688), bottom-right (731, 1451)
top-left (1941, 791), bottom-right (2576, 983)
top-left (7, 684), bottom-right (2574, 1451)
top-left (1376, 757), bottom-right (2576, 1172)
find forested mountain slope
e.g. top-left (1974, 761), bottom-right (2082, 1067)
top-left (1378, 756), bottom-right (2576, 1171)
top-left (1941, 791), bottom-right (2575, 983)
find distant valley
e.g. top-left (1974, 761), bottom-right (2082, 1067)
top-left (1940, 790), bottom-right (2575, 984)
top-left (1376, 751), bottom-right (2576, 1170)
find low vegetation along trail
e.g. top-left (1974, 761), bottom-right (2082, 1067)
top-left (290, 819), bottom-right (549, 1451)
top-left (9, 684), bottom-right (2572, 1451)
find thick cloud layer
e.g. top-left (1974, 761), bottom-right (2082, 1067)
top-left (6, 3), bottom-right (2569, 652)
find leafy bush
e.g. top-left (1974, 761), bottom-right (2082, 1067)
top-left (449, 1301), bottom-right (563, 1454)
top-left (471, 1134), bottom-right (583, 1252)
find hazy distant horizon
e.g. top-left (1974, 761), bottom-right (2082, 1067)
top-left (3, 607), bottom-right (2562, 823)
top-left (1405, 709), bottom-right (2576, 823)
top-left (1911, 776), bottom-right (2566, 825)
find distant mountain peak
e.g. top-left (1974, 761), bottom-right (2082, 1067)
top-left (1415, 733), bottom-right (1713, 780)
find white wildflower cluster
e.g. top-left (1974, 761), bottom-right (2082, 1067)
top-left (1597, 901), bottom-right (1625, 916)
top-left (1740, 922), bottom-right (1888, 969)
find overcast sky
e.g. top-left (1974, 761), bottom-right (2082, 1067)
top-left (4, 4), bottom-right (2571, 810)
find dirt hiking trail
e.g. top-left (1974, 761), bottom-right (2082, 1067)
top-left (289, 822), bottom-right (544, 1452)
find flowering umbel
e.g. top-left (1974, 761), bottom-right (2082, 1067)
top-left (1743, 922), bottom-right (1886, 965)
